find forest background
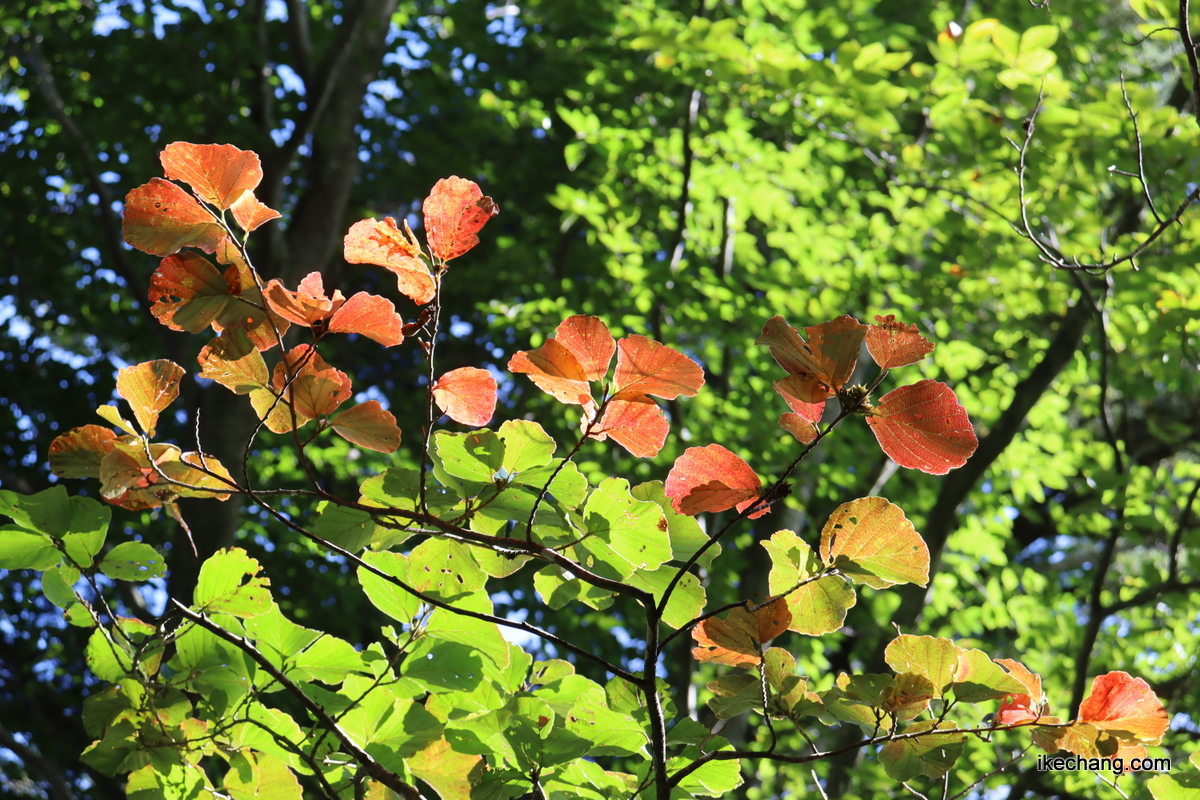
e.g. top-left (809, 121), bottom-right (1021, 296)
top-left (1, 0), bottom-right (1199, 798)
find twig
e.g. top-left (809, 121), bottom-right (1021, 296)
top-left (1180, 0), bottom-right (1200, 122)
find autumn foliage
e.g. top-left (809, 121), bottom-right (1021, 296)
top-left (0, 143), bottom-right (1168, 800)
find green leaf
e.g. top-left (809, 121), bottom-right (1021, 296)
top-left (878, 721), bottom-right (965, 781)
top-left (762, 530), bottom-right (856, 635)
top-left (668, 745), bottom-right (743, 796)
top-left (243, 604), bottom-right (321, 662)
top-left (624, 566), bottom-right (706, 629)
top-left (574, 477), bottom-right (671, 578)
top-left (884, 635), bottom-right (964, 697)
top-left (85, 618), bottom-right (158, 682)
top-left (41, 563), bottom-right (80, 608)
top-left (358, 551), bottom-right (420, 623)
top-left (194, 548), bottom-right (272, 618)
top-left (292, 635), bottom-right (368, 685)
top-left (409, 538), bottom-right (488, 600)
top-left (0, 526), bottom-right (61, 570)
top-left (533, 564), bottom-right (615, 610)
top-left (514, 459), bottom-right (589, 508)
top-left (707, 673), bottom-right (761, 719)
top-left (434, 429), bottom-right (505, 485)
top-left (224, 751), bottom-right (302, 800)
top-left (61, 496), bottom-right (110, 567)
top-left (632, 480), bottom-right (719, 568)
top-left (314, 502), bottom-right (375, 552)
top-left (340, 692), bottom-right (443, 768)
top-left (426, 591), bottom-right (511, 674)
top-left (562, 689), bottom-right (648, 756)
top-left (0, 486), bottom-right (72, 536)
top-left (99, 541), bottom-right (166, 581)
top-left (950, 648), bottom-right (1027, 702)
top-left (498, 419), bottom-right (556, 474)
top-left (401, 640), bottom-right (486, 693)
top-left (1149, 772), bottom-right (1200, 800)
top-left (127, 755), bottom-right (207, 800)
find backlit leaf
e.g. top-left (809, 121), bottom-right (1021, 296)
top-left (408, 739), bottom-right (484, 800)
top-left (327, 292), bottom-right (405, 347)
top-left (949, 649), bottom-right (1027, 702)
top-left (664, 444), bottom-right (764, 519)
top-left (590, 396), bottom-right (668, 458)
top-left (508, 338), bottom-right (592, 407)
top-left (331, 402), bottom-right (401, 453)
top-left (49, 426), bottom-right (117, 480)
top-left (762, 530), bottom-right (856, 636)
top-left (198, 329), bottom-right (269, 395)
top-left (884, 635), bottom-right (963, 696)
top-left (775, 376), bottom-right (824, 442)
top-left (271, 345), bottom-right (352, 419)
top-left (554, 315), bottom-right (616, 381)
top-left (123, 178), bottom-right (228, 256)
top-left (115, 360), bottom-right (184, 437)
top-left (574, 477), bottom-right (671, 576)
top-left (879, 721), bottom-right (965, 781)
top-left (344, 217), bottom-right (435, 304)
top-left (865, 314), bottom-right (935, 368)
top-left (994, 658), bottom-right (1046, 725)
top-left (423, 176), bottom-right (499, 262)
top-left (756, 315), bottom-right (867, 398)
top-left (194, 547), bottom-right (272, 618)
top-left (691, 599), bottom-right (791, 667)
top-left (433, 367), bottom-right (498, 426)
top-left (866, 380), bottom-right (978, 474)
top-left (99, 541), bottom-right (166, 581)
top-left (611, 335), bottom-right (705, 400)
top-left (263, 273), bottom-right (341, 327)
top-left (819, 497), bottom-right (929, 588)
top-left (1078, 671), bottom-right (1169, 743)
top-left (228, 190), bottom-right (281, 232)
top-left (160, 141), bottom-right (262, 209)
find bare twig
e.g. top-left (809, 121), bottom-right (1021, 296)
top-left (1180, 0), bottom-right (1200, 122)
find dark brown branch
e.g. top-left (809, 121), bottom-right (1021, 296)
top-left (285, 0), bottom-right (314, 86)
top-left (171, 602), bottom-right (423, 800)
top-left (1180, 0), bottom-right (1200, 122)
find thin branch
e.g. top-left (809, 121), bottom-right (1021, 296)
top-left (1118, 76), bottom-right (1163, 224)
top-left (170, 602), bottom-right (423, 800)
top-left (1180, 0), bottom-right (1200, 122)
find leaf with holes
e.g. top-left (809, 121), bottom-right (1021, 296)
top-left (160, 142), bottom-right (263, 209)
top-left (818, 497), bottom-right (929, 589)
top-left (691, 599), bottom-right (791, 667)
top-left (433, 367), bottom-right (497, 427)
top-left (589, 397), bottom-right (669, 458)
top-left (611, 335), bottom-right (705, 401)
top-left (866, 314), bottom-right (935, 368)
top-left (1078, 671), bottom-right (1169, 743)
top-left (762, 530), bottom-right (856, 636)
top-left (344, 217), bottom-right (435, 304)
top-left (194, 548), bottom-right (272, 618)
top-left (866, 380), bottom-right (978, 474)
top-left (116, 360), bottom-right (185, 437)
top-left (423, 176), bottom-right (498, 262)
top-left (331, 402), bottom-right (401, 453)
top-left (756, 315), bottom-right (867, 401)
top-left (123, 178), bottom-right (228, 256)
top-left (664, 444), bottom-right (764, 519)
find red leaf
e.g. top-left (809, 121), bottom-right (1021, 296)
top-left (149, 252), bottom-right (285, 350)
top-left (664, 444), bottom-right (765, 518)
top-left (264, 273), bottom-right (341, 328)
top-left (123, 178), bottom-right (227, 256)
top-left (590, 396), bottom-right (669, 458)
top-left (775, 375), bottom-right (824, 443)
top-left (554, 315), bottom-right (616, 382)
top-left (344, 217), bottom-right (435, 305)
top-left (332, 401), bottom-right (401, 453)
top-left (229, 190), bottom-right (281, 232)
top-left (997, 694), bottom-right (1040, 726)
top-left (779, 413), bottom-right (819, 444)
top-left (866, 314), bottom-right (935, 369)
top-left (432, 367), bottom-right (498, 427)
top-left (160, 142), bottom-right (263, 209)
top-left (508, 338), bottom-right (593, 407)
top-left (1078, 671), bottom-right (1169, 743)
top-left (327, 292), bottom-right (405, 347)
top-left (756, 315), bottom-right (867, 397)
top-left (116, 360), bottom-right (185, 437)
top-left (611, 335), bottom-right (705, 401)
top-left (691, 599), bottom-right (792, 667)
top-left (423, 176), bottom-right (499, 262)
top-left (866, 380), bottom-right (978, 475)
top-left (49, 425), bottom-right (117, 479)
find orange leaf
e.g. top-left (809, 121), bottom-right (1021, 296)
top-left (432, 367), bottom-right (498, 427)
top-left (229, 190), bottom-right (282, 232)
top-left (866, 314), bottom-right (935, 369)
top-left (123, 178), bottom-right (227, 256)
top-left (779, 413), bottom-right (819, 444)
top-left (611, 335), bottom-right (705, 400)
top-left (423, 176), bottom-right (499, 262)
top-left (508, 338), bottom-right (592, 407)
top-left (264, 273), bottom-right (342, 328)
top-left (995, 658), bottom-right (1044, 703)
top-left (197, 329), bottom-right (269, 395)
top-left (331, 401), bottom-right (401, 453)
top-left (49, 425), bottom-right (118, 479)
top-left (116, 360), bottom-right (185, 437)
top-left (554, 315), bottom-right (616, 381)
top-left (344, 217), bottom-right (435, 305)
top-left (266, 346), bottom-right (351, 424)
top-left (756, 315), bottom-right (867, 397)
top-left (160, 142), bottom-right (263, 209)
top-left (327, 292), bottom-right (405, 347)
top-left (590, 396), bottom-right (669, 458)
top-left (1078, 671), bottom-right (1169, 743)
top-left (691, 599), bottom-right (792, 667)
top-left (664, 443), bottom-right (765, 519)
top-left (775, 376), bottom-right (825, 443)
top-left (866, 380), bottom-right (978, 474)
top-left (818, 497), bottom-right (929, 588)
